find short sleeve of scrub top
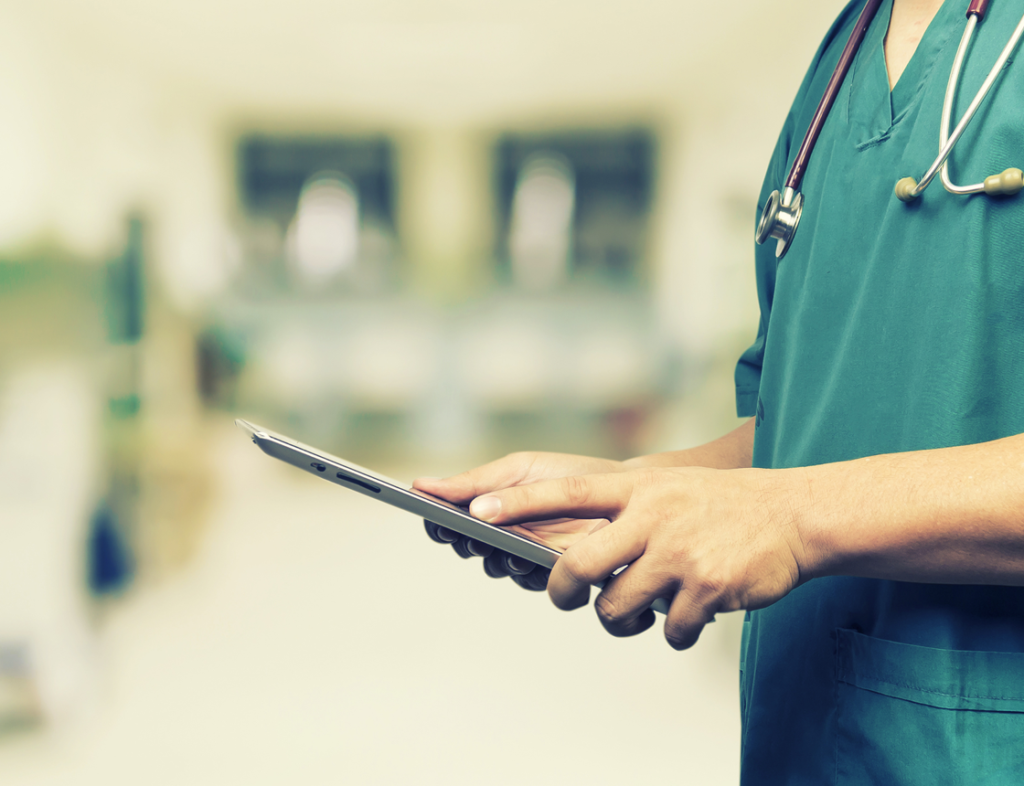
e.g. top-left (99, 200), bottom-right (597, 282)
top-left (734, 1), bottom-right (1024, 784)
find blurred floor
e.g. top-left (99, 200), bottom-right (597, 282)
top-left (0, 418), bottom-right (742, 785)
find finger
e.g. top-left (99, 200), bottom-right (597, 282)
top-left (530, 567), bottom-right (551, 590)
top-left (469, 472), bottom-right (635, 526)
top-left (413, 455), bottom-right (536, 505)
top-left (424, 520), bottom-right (459, 544)
top-left (451, 537), bottom-right (474, 559)
top-left (548, 515), bottom-right (648, 611)
top-left (502, 554), bottom-right (536, 576)
top-left (466, 539), bottom-right (493, 558)
top-left (483, 551), bottom-right (512, 579)
top-left (663, 591), bottom-right (718, 651)
top-left (452, 537), bottom-right (493, 558)
top-left (506, 517), bottom-right (611, 553)
top-left (593, 560), bottom-right (675, 637)
top-left (512, 568), bottom-right (549, 592)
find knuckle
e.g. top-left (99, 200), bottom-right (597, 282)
top-left (559, 548), bottom-right (597, 585)
top-left (505, 451), bottom-right (539, 477)
top-left (560, 475), bottom-right (592, 507)
top-left (594, 593), bottom-right (628, 627)
top-left (631, 466), bottom-right (662, 491)
top-left (689, 567), bottom-right (729, 604)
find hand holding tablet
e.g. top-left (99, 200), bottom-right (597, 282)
top-left (237, 419), bottom-right (671, 615)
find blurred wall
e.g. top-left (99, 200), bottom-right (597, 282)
top-left (1, 0), bottom-right (843, 332)
top-left (0, 0), bottom-right (848, 782)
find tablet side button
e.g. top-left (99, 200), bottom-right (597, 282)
top-left (336, 471), bottom-right (381, 494)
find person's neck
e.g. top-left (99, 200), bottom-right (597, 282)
top-left (885, 0), bottom-right (947, 89)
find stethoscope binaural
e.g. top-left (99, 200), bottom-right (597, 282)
top-left (756, 0), bottom-right (1024, 260)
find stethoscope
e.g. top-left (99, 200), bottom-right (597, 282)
top-left (756, 0), bottom-right (1024, 260)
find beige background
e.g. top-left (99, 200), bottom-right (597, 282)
top-left (0, 2), bottom-right (846, 783)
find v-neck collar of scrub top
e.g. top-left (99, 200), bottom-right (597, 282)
top-left (845, 0), bottom-right (962, 148)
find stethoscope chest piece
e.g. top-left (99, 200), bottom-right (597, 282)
top-left (756, 189), bottom-right (804, 259)
top-left (754, 0), bottom-right (885, 260)
top-left (754, 0), bottom-right (1024, 258)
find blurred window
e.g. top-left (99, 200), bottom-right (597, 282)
top-left (508, 154), bottom-right (575, 291)
top-left (286, 172), bottom-right (359, 284)
top-left (495, 130), bottom-right (654, 290)
top-left (236, 136), bottom-right (398, 293)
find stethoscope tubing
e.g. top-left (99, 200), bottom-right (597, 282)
top-left (936, 7), bottom-right (1024, 195)
top-left (758, 0), bottom-right (1023, 259)
top-left (784, 0), bottom-right (886, 192)
top-left (756, 0), bottom-right (884, 259)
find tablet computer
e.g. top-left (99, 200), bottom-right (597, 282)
top-left (236, 418), bottom-right (563, 569)
top-left (236, 418), bottom-right (669, 614)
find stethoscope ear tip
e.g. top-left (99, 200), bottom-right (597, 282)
top-left (984, 168), bottom-right (1024, 196)
top-left (895, 177), bottom-right (920, 203)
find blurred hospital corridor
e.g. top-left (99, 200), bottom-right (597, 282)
top-left (0, 0), bottom-right (845, 782)
top-left (0, 418), bottom-right (743, 785)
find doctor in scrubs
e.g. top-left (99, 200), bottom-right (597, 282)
top-left (417, 0), bottom-right (1024, 781)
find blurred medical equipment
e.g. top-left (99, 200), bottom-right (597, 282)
top-left (756, 0), bottom-right (1024, 259)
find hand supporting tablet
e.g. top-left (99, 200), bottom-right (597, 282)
top-left (423, 520), bottom-right (551, 591)
top-left (237, 418), bottom-right (670, 615)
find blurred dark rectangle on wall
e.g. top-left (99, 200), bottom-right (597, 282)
top-left (238, 135), bottom-right (396, 226)
top-left (233, 134), bottom-right (401, 296)
top-left (494, 129), bottom-right (655, 288)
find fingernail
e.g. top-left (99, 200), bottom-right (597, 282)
top-left (470, 495), bottom-right (501, 521)
top-left (435, 526), bottom-right (459, 543)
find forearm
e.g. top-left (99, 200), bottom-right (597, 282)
top-left (625, 418), bottom-right (755, 471)
top-left (795, 432), bottom-right (1024, 585)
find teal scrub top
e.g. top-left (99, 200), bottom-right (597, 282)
top-left (735, 0), bottom-right (1024, 783)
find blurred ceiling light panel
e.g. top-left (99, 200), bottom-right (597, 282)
top-left (509, 153), bottom-right (575, 291)
top-left (286, 171), bottom-right (359, 285)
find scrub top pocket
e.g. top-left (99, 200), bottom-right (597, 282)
top-left (835, 628), bottom-right (1024, 785)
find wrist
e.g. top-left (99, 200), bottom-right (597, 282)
top-left (622, 447), bottom-right (716, 471)
top-left (769, 464), bottom-right (837, 582)
top-left (786, 461), bottom-right (858, 582)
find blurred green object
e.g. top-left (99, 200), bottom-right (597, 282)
top-left (104, 214), bottom-right (145, 345)
top-left (0, 244), bottom-right (104, 366)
